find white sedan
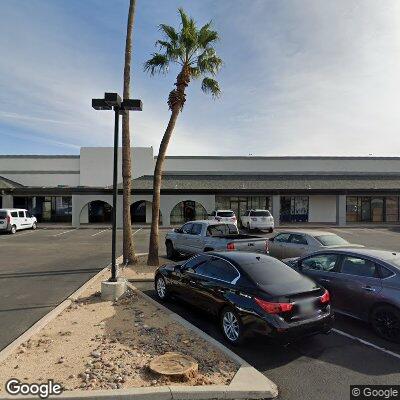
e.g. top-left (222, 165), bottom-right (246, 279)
top-left (241, 209), bottom-right (274, 232)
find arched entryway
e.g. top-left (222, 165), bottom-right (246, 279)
top-left (130, 200), bottom-right (162, 224)
top-left (80, 200), bottom-right (112, 224)
top-left (170, 200), bottom-right (208, 225)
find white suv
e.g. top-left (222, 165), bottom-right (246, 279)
top-left (208, 210), bottom-right (237, 226)
top-left (0, 209), bottom-right (37, 234)
top-left (241, 209), bottom-right (274, 232)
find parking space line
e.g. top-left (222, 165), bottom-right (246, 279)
top-left (330, 228), bottom-right (354, 236)
top-left (91, 229), bottom-right (109, 237)
top-left (132, 228), bottom-right (142, 236)
top-left (332, 328), bottom-right (400, 360)
top-left (0, 230), bottom-right (37, 240)
top-left (52, 229), bottom-right (78, 237)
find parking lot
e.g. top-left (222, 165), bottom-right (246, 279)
top-left (1, 226), bottom-right (400, 400)
top-left (136, 226), bottom-right (400, 400)
top-left (0, 227), bottom-right (166, 351)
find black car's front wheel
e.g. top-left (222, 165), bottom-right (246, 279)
top-left (155, 275), bottom-right (169, 301)
top-left (371, 305), bottom-right (400, 343)
top-left (220, 307), bottom-right (244, 345)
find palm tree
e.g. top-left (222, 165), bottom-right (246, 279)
top-left (145, 8), bottom-right (222, 266)
top-left (122, 0), bottom-right (137, 265)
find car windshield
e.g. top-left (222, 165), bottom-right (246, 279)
top-left (0, 211), bottom-right (7, 219)
top-left (207, 224), bottom-right (238, 236)
top-left (244, 258), bottom-right (302, 285)
top-left (315, 234), bottom-right (349, 246)
top-left (251, 211), bottom-right (270, 217)
top-left (217, 211), bottom-right (234, 217)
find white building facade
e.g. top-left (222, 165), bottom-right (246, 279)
top-left (1, 147), bottom-right (400, 228)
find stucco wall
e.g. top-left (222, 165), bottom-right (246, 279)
top-left (79, 147), bottom-right (154, 187)
top-left (308, 195), bottom-right (337, 223)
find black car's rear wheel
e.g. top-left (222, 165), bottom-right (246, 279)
top-left (166, 241), bottom-right (177, 260)
top-left (371, 305), bottom-right (400, 343)
top-left (155, 275), bottom-right (169, 301)
top-left (220, 307), bottom-right (244, 345)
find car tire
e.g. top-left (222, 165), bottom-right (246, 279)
top-left (371, 305), bottom-right (400, 343)
top-left (10, 225), bottom-right (16, 234)
top-left (32, 222), bottom-right (37, 230)
top-left (247, 223), bottom-right (251, 232)
top-left (220, 307), bottom-right (244, 345)
top-left (155, 274), bottom-right (169, 301)
top-left (269, 228), bottom-right (274, 233)
top-left (165, 241), bottom-right (177, 260)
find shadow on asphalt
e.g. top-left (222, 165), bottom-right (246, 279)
top-left (0, 268), bottom-right (103, 279)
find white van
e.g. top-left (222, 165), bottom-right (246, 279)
top-left (0, 209), bottom-right (37, 234)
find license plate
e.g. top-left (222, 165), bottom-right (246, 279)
top-left (298, 300), bottom-right (315, 315)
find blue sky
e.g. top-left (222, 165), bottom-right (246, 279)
top-left (1, 0), bottom-right (400, 156)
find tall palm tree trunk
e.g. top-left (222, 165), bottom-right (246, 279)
top-left (147, 70), bottom-right (189, 266)
top-left (122, 0), bottom-right (137, 265)
top-left (147, 106), bottom-right (180, 266)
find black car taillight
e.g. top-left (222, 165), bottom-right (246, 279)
top-left (255, 297), bottom-right (293, 314)
top-left (320, 289), bottom-right (330, 304)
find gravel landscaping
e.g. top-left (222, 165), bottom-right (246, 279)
top-left (0, 266), bottom-right (238, 394)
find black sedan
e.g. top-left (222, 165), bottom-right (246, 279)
top-left (154, 251), bottom-right (333, 345)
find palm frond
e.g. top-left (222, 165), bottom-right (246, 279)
top-left (143, 53), bottom-right (169, 75)
top-left (197, 48), bottom-right (223, 75)
top-left (198, 22), bottom-right (219, 49)
top-left (158, 24), bottom-right (178, 43)
top-left (201, 77), bottom-right (221, 98)
top-left (155, 40), bottom-right (182, 61)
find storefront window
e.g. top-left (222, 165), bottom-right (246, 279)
top-left (280, 196), bottom-right (309, 223)
top-left (170, 200), bottom-right (208, 225)
top-left (346, 196), bottom-right (399, 223)
top-left (386, 197), bottom-right (399, 222)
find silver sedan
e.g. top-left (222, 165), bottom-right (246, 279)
top-left (268, 230), bottom-right (364, 259)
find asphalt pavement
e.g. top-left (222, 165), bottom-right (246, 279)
top-left (0, 227), bottom-right (166, 351)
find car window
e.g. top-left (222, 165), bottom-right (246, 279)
top-left (26, 211), bottom-right (32, 218)
top-left (340, 256), bottom-right (378, 278)
top-left (18, 211), bottom-right (25, 218)
top-left (274, 233), bottom-right (291, 243)
top-left (251, 210), bottom-right (271, 217)
top-left (314, 234), bottom-right (349, 246)
top-left (182, 223), bottom-right (193, 234)
top-left (211, 258), bottom-right (239, 282)
top-left (11, 211), bottom-right (18, 217)
top-left (210, 211), bottom-right (216, 217)
top-left (183, 255), bottom-right (209, 273)
top-left (302, 254), bottom-right (339, 272)
top-left (207, 224), bottom-right (237, 236)
top-left (0, 211), bottom-right (7, 219)
top-left (379, 265), bottom-right (395, 279)
top-left (290, 234), bottom-right (308, 245)
top-left (216, 211), bottom-right (234, 217)
top-left (191, 223), bottom-right (202, 235)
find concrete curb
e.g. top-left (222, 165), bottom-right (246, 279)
top-left (0, 256), bottom-right (121, 364)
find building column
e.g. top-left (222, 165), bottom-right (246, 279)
top-left (72, 195), bottom-right (81, 228)
top-left (337, 195), bottom-right (347, 226)
top-left (1, 194), bottom-right (13, 208)
top-left (145, 202), bottom-right (152, 224)
top-left (272, 195), bottom-right (280, 227)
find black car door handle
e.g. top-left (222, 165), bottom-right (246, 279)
top-left (362, 286), bottom-right (376, 292)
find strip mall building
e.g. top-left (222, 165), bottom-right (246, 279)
top-left (1, 147), bottom-right (400, 228)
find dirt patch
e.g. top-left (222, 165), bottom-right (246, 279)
top-left (0, 275), bottom-right (237, 394)
top-left (121, 255), bottom-right (171, 281)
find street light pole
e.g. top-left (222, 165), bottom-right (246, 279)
top-left (111, 106), bottom-right (120, 282)
top-left (92, 93), bottom-right (142, 295)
